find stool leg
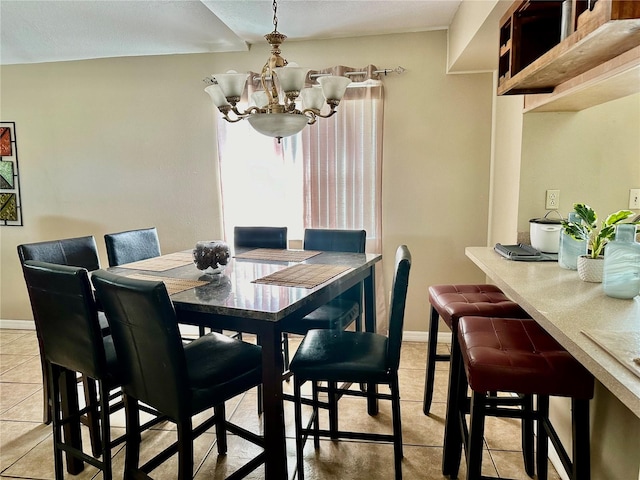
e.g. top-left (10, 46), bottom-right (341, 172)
top-left (521, 394), bottom-right (535, 477)
top-left (442, 332), bottom-right (463, 477)
top-left (423, 305), bottom-right (440, 415)
top-left (466, 391), bottom-right (487, 480)
top-left (214, 404), bottom-right (227, 454)
top-left (571, 398), bottom-right (591, 480)
top-left (536, 395), bottom-right (550, 480)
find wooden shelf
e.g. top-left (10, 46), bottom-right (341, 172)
top-left (523, 45), bottom-right (640, 112)
top-left (498, 0), bottom-right (640, 96)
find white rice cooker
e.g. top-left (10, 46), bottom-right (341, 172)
top-left (529, 214), bottom-right (563, 253)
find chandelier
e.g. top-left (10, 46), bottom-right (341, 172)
top-left (204, 0), bottom-right (352, 141)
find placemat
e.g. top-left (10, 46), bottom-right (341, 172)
top-left (235, 248), bottom-right (322, 263)
top-left (582, 329), bottom-right (640, 379)
top-left (252, 263), bottom-right (351, 289)
top-left (124, 273), bottom-right (208, 296)
top-left (117, 251), bottom-right (194, 272)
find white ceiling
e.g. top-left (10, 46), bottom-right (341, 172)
top-left (0, 0), bottom-right (463, 66)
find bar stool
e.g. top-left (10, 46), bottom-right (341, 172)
top-left (445, 316), bottom-right (594, 480)
top-left (424, 284), bottom-right (530, 414)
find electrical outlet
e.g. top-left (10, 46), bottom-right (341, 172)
top-left (545, 189), bottom-right (560, 210)
top-left (630, 189), bottom-right (640, 209)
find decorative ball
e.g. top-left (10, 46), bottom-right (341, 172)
top-left (192, 241), bottom-right (230, 271)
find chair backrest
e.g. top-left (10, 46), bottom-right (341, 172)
top-left (304, 229), bottom-right (367, 304)
top-left (386, 245), bottom-right (412, 372)
top-left (17, 236), bottom-right (101, 272)
top-left (21, 261), bottom-right (108, 379)
top-left (91, 270), bottom-right (189, 420)
top-left (234, 226), bottom-right (288, 249)
top-left (303, 229), bottom-right (366, 253)
top-left (104, 227), bottom-right (161, 267)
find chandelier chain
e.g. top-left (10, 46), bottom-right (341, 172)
top-left (272, 0), bottom-right (278, 32)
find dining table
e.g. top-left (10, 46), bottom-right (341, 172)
top-left (108, 247), bottom-right (382, 479)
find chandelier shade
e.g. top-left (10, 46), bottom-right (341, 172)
top-left (204, 0), bottom-right (351, 141)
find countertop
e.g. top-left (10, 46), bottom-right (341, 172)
top-left (466, 246), bottom-right (640, 417)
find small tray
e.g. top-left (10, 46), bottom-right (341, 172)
top-left (494, 243), bottom-right (558, 262)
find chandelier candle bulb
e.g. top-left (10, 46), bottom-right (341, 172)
top-left (204, 85), bottom-right (230, 107)
top-left (318, 76), bottom-right (352, 101)
top-left (300, 87), bottom-right (325, 111)
top-left (213, 71), bottom-right (248, 100)
top-left (274, 66), bottom-right (309, 93)
top-left (250, 91), bottom-right (269, 109)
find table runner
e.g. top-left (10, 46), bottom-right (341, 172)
top-left (252, 263), bottom-right (351, 289)
top-left (117, 251), bottom-right (194, 272)
top-left (582, 329), bottom-right (640, 379)
top-left (124, 273), bottom-right (209, 296)
top-left (235, 248), bottom-right (321, 263)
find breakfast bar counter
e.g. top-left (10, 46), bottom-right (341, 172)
top-left (465, 246), bottom-right (640, 418)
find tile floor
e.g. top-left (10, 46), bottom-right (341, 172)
top-left (0, 328), bottom-right (560, 479)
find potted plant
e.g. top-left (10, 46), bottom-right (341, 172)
top-left (562, 203), bottom-right (636, 282)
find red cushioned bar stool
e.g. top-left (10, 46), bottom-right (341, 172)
top-left (424, 285), bottom-right (531, 415)
top-left (445, 316), bottom-right (594, 480)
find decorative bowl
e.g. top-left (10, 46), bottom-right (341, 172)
top-left (192, 241), bottom-right (230, 272)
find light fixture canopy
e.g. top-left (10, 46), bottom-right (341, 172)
top-left (205, 0), bottom-right (351, 141)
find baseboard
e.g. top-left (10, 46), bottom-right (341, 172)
top-left (403, 330), bottom-right (450, 344)
top-left (0, 319), bottom-right (35, 330)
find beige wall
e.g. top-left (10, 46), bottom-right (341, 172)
top-left (518, 93), bottom-right (640, 233)
top-left (0, 31), bottom-right (494, 332)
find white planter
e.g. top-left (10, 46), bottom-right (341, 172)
top-left (577, 255), bottom-right (604, 283)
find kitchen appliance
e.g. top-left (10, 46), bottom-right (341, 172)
top-left (530, 213), bottom-right (563, 253)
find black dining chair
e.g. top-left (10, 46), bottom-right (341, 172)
top-left (290, 245), bottom-right (411, 480)
top-left (21, 260), bottom-right (121, 479)
top-left (92, 270), bottom-right (266, 480)
top-left (104, 226), bottom-right (161, 267)
top-left (281, 227), bottom-right (366, 411)
top-left (233, 226), bottom-right (288, 250)
top-left (17, 235), bottom-right (106, 447)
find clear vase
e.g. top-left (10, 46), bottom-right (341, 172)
top-left (558, 212), bottom-right (587, 270)
top-left (603, 224), bottom-right (640, 299)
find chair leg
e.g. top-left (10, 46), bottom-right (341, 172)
top-left (328, 381), bottom-right (338, 439)
top-left (177, 418), bottom-right (194, 480)
top-left (214, 404), bottom-right (228, 454)
top-left (391, 375), bottom-right (403, 480)
top-left (123, 395), bottom-right (141, 480)
top-left (40, 348), bottom-right (52, 425)
top-left (466, 391), bottom-right (487, 480)
top-left (49, 364), bottom-right (65, 480)
top-left (423, 305), bottom-right (440, 415)
top-left (293, 378), bottom-right (306, 480)
top-left (82, 375), bottom-right (103, 457)
top-left (311, 381), bottom-right (320, 449)
top-left (521, 394), bottom-right (535, 477)
top-left (98, 381), bottom-right (113, 480)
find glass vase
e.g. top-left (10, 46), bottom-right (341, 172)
top-left (558, 212), bottom-right (587, 270)
top-left (603, 224), bottom-right (640, 299)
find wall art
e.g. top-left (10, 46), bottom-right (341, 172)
top-left (0, 122), bottom-right (23, 226)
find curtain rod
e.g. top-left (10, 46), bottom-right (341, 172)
top-left (311, 66), bottom-right (406, 79)
top-left (249, 66), bottom-right (406, 82)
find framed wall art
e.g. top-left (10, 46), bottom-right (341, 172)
top-left (0, 122), bottom-right (23, 226)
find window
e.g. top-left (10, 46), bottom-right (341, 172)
top-left (216, 79), bottom-right (384, 254)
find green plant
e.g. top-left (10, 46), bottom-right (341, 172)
top-left (562, 203), bottom-right (636, 259)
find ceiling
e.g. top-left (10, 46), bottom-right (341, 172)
top-left (0, 0), bottom-right (463, 66)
